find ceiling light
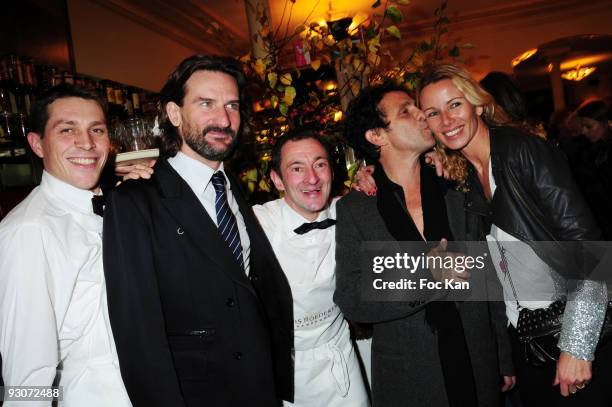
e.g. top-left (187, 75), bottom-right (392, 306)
top-left (512, 48), bottom-right (538, 67)
top-left (561, 66), bottom-right (596, 81)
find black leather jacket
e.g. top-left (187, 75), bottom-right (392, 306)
top-left (474, 126), bottom-right (601, 278)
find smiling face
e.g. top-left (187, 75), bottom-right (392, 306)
top-left (420, 78), bottom-right (485, 152)
top-left (376, 91), bottom-right (434, 156)
top-left (270, 138), bottom-right (332, 221)
top-left (167, 70), bottom-right (241, 167)
top-left (27, 97), bottom-right (109, 193)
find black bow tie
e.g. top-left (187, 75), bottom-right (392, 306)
top-left (293, 218), bottom-right (336, 235)
top-left (92, 195), bottom-right (106, 217)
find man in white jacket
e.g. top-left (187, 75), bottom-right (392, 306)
top-left (253, 129), bottom-right (369, 407)
top-left (0, 84), bottom-right (131, 406)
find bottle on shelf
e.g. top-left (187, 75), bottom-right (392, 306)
top-left (0, 87), bottom-right (10, 113)
top-left (21, 59), bottom-right (37, 115)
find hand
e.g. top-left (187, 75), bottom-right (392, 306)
top-left (500, 375), bottom-right (516, 392)
top-left (553, 351), bottom-right (592, 397)
top-left (428, 238), bottom-right (471, 283)
top-left (424, 150), bottom-right (450, 180)
top-left (352, 164), bottom-right (377, 196)
top-left (114, 159), bottom-right (156, 186)
top-left (115, 159), bottom-right (156, 177)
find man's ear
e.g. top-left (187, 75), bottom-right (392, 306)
top-left (270, 169), bottom-right (285, 192)
top-left (365, 129), bottom-right (385, 147)
top-left (166, 102), bottom-right (182, 127)
top-left (27, 132), bottom-right (44, 159)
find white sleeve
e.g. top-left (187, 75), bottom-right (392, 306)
top-left (0, 223), bottom-right (59, 396)
top-left (251, 202), bottom-right (278, 242)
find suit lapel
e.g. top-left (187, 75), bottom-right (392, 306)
top-left (154, 160), bottom-right (254, 292)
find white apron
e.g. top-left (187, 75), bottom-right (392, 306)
top-left (284, 274), bottom-right (369, 407)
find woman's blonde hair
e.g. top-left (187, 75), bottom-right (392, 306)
top-left (419, 64), bottom-right (510, 183)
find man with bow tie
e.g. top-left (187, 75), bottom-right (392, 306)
top-left (253, 129), bottom-right (369, 407)
top-left (0, 84), bottom-right (131, 406)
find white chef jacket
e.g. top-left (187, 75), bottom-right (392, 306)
top-left (0, 171), bottom-right (131, 406)
top-left (253, 198), bottom-right (369, 407)
top-left (168, 152), bottom-right (250, 275)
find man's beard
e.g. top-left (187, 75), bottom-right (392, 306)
top-left (183, 125), bottom-right (239, 161)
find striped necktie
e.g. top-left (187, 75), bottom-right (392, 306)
top-left (211, 172), bottom-right (244, 270)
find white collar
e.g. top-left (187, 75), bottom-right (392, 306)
top-left (168, 151), bottom-right (229, 196)
top-left (279, 198), bottom-right (331, 235)
top-left (40, 170), bottom-right (99, 215)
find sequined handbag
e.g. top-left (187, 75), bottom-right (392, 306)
top-left (496, 241), bottom-right (612, 366)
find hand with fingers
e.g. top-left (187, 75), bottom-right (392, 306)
top-left (352, 164), bottom-right (377, 196)
top-left (114, 159), bottom-right (156, 186)
top-left (500, 375), bottom-right (516, 392)
top-left (424, 150), bottom-right (450, 180)
top-left (553, 351), bottom-right (592, 396)
top-left (427, 238), bottom-right (471, 284)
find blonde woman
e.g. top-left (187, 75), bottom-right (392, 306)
top-left (418, 64), bottom-right (610, 406)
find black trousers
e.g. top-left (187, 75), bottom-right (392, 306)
top-left (509, 326), bottom-right (612, 407)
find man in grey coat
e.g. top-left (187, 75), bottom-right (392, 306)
top-left (335, 82), bottom-right (515, 406)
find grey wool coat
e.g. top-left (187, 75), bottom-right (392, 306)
top-left (334, 188), bottom-right (513, 407)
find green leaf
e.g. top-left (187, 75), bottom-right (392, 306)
top-left (371, 0), bottom-right (381, 8)
top-left (449, 45), bottom-right (460, 57)
top-left (285, 86), bottom-right (296, 98)
top-left (385, 25), bottom-right (401, 40)
top-left (385, 6), bottom-right (403, 23)
top-left (283, 86), bottom-right (296, 105)
top-left (279, 101), bottom-right (288, 116)
top-left (267, 72), bottom-right (277, 88)
top-left (280, 73), bottom-right (292, 86)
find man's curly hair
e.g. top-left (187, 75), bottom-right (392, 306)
top-left (344, 82), bottom-right (412, 162)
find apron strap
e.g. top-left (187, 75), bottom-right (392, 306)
top-left (315, 341), bottom-right (351, 397)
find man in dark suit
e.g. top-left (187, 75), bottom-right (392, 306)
top-left (335, 82), bottom-right (514, 406)
top-left (103, 55), bottom-right (294, 406)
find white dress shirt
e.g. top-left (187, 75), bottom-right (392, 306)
top-left (168, 152), bottom-right (250, 275)
top-left (253, 198), bottom-right (336, 285)
top-left (0, 171), bottom-right (131, 406)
